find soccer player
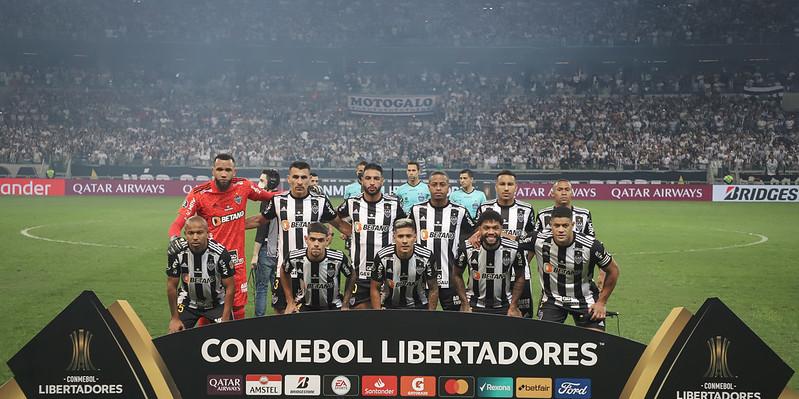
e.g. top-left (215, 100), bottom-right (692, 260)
top-left (408, 171), bottom-right (473, 311)
top-left (310, 172), bottom-right (320, 189)
top-left (245, 161), bottom-right (352, 314)
top-left (394, 161), bottom-right (431, 214)
top-left (343, 161), bottom-right (368, 199)
top-left (534, 179), bottom-right (594, 236)
top-left (250, 169), bottom-right (281, 317)
top-left (337, 163), bottom-right (405, 309)
top-left (456, 210), bottom-right (527, 316)
top-left (168, 153), bottom-right (276, 320)
top-left (449, 169), bottom-right (487, 218)
top-left (281, 223), bottom-right (354, 313)
top-left (370, 218), bottom-right (438, 310)
top-left (519, 206), bottom-right (619, 331)
top-left (474, 170), bottom-right (536, 318)
top-left (167, 216), bottom-right (235, 332)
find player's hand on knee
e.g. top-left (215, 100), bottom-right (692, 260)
top-left (168, 318), bottom-right (184, 334)
top-left (588, 303), bottom-right (606, 320)
top-left (168, 236), bottom-right (188, 256)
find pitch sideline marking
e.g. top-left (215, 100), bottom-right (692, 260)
top-left (617, 229), bottom-right (768, 256)
top-left (20, 223), bottom-right (140, 249)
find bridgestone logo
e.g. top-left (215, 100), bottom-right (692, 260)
top-left (723, 186), bottom-right (799, 201)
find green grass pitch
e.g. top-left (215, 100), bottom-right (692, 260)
top-left (0, 196), bottom-right (796, 390)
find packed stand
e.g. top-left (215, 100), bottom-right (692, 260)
top-left (1, 0), bottom-right (798, 47)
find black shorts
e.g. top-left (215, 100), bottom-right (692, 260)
top-left (178, 305), bottom-right (227, 329)
top-left (350, 280), bottom-right (373, 307)
top-left (271, 275), bottom-right (300, 310)
top-left (537, 301), bottom-right (605, 330)
top-left (298, 303), bottom-right (340, 312)
top-left (438, 287), bottom-right (464, 311)
top-left (471, 305), bottom-right (509, 315)
top-left (510, 278), bottom-right (534, 318)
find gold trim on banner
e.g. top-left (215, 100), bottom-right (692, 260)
top-left (108, 301), bottom-right (181, 399)
top-left (781, 388), bottom-right (799, 399)
top-left (620, 307), bottom-right (694, 399)
top-left (0, 378), bottom-right (26, 399)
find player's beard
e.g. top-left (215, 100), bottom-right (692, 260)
top-left (215, 178), bottom-right (231, 191)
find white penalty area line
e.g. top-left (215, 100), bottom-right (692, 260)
top-left (617, 229), bottom-right (768, 256)
top-left (20, 223), bottom-right (140, 249)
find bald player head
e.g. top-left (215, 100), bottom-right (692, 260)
top-left (184, 215), bottom-right (209, 253)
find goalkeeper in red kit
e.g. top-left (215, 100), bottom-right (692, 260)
top-left (168, 154), bottom-right (279, 320)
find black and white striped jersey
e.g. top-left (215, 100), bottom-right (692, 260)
top-left (408, 201), bottom-right (475, 288)
top-left (167, 239), bottom-right (233, 310)
top-left (534, 205), bottom-right (595, 236)
top-left (337, 193), bottom-right (405, 285)
top-left (458, 238), bottom-right (526, 310)
top-left (519, 231), bottom-right (613, 310)
top-left (371, 244), bottom-right (436, 309)
top-left (284, 248), bottom-right (352, 310)
top-left (261, 192), bottom-right (338, 276)
top-left (476, 199), bottom-right (536, 280)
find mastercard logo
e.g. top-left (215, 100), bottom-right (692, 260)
top-left (438, 376), bottom-right (474, 397)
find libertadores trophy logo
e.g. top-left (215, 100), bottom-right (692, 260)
top-left (704, 336), bottom-right (734, 378)
top-left (66, 328), bottom-right (98, 371)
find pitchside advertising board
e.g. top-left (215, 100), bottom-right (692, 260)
top-left (2, 292), bottom-right (795, 399)
top-left (712, 185), bottom-right (799, 202)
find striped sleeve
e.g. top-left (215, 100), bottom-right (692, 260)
top-left (590, 239), bottom-right (613, 268)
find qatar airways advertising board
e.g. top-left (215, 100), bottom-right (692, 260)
top-left (515, 183), bottom-right (712, 201)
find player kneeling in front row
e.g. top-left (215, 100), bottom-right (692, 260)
top-left (167, 216), bottom-right (235, 333)
top-left (519, 206), bottom-right (619, 331)
top-left (281, 223), bottom-right (355, 313)
top-left (370, 218), bottom-right (439, 310)
top-left (457, 209), bottom-right (528, 316)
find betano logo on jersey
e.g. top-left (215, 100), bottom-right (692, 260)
top-left (473, 271), bottom-right (505, 281)
top-left (420, 229), bottom-right (455, 240)
top-left (544, 263), bottom-right (575, 276)
top-left (211, 210), bottom-right (245, 227)
top-left (355, 222), bottom-right (390, 233)
top-left (282, 220), bottom-right (313, 231)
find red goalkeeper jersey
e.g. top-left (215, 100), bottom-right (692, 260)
top-left (169, 177), bottom-right (275, 267)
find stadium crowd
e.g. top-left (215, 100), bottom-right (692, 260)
top-left (2, 0), bottom-right (798, 47)
top-left (1, 64), bottom-right (796, 174)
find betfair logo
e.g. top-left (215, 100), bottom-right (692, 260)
top-left (704, 336), bottom-right (734, 378)
top-left (66, 329), bottom-right (97, 371)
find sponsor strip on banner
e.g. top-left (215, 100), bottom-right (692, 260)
top-left (515, 183), bottom-right (711, 201)
top-left (348, 95), bottom-right (437, 115)
top-left (0, 178), bottom-right (65, 196)
top-left (712, 185), bottom-right (799, 202)
top-left (245, 374), bottom-right (282, 396)
top-left (66, 179), bottom-right (197, 196)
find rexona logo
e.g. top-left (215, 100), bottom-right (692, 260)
top-left (323, 375), bottom-right (359, 396)
top-left (284, 375), bottom-right (320, 396)
top-left (516, 377), bottom-right (553, 398)
top-left (439, 376), bottom-right (475, 398)
top-left (361, 375), bottom-right (397, 397)
top-left (400, 376), bottom-right (436, 397)
top-left (553, 378), bottom-right (591, 399)
top-left (476, 377), bottom-right (513, 398)
top-left (245, 374), bottom-right (281, 396)
top-left (207, 375), bottom-right (242, 396)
